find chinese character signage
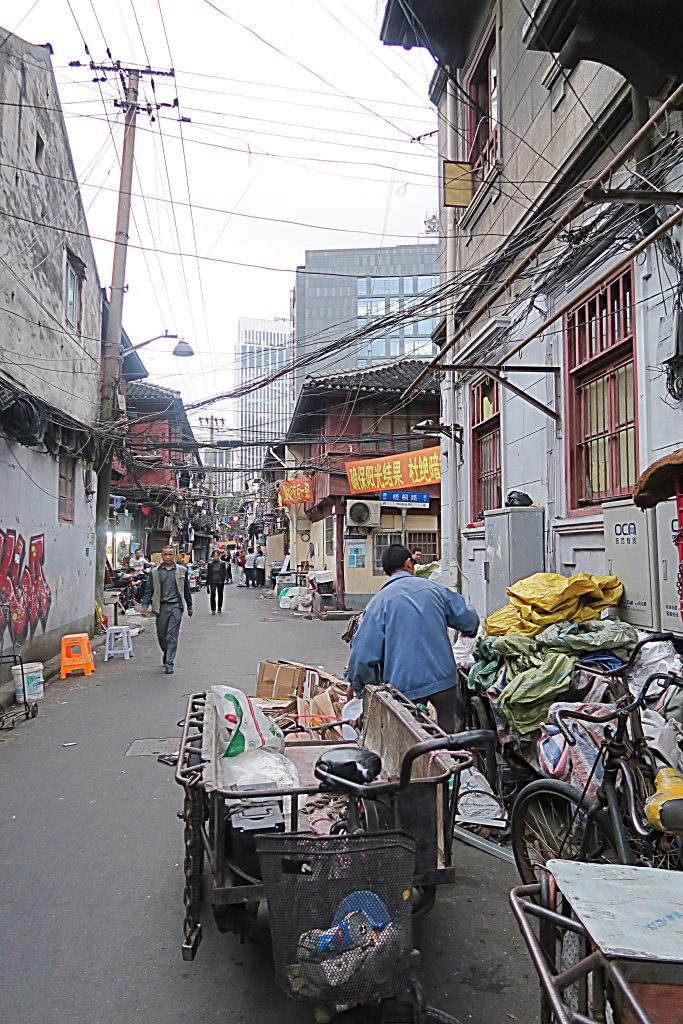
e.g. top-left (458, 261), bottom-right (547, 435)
top-left (380, 491), bottom-right (431, 508)
top-left (345, 446), bottom-right (441, 494)
top-left (278, 477), bottom-right (313, 505)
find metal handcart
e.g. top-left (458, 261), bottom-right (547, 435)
top-left (0, 602), bottom-right (39, 730)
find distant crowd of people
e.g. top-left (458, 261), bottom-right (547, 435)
top-left (202, 544), bottom-right (266, 615)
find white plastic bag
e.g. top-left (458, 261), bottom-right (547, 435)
top-left (341, 697), bottom-right (363, 740)
top-left (453, 633), bottom-right (478, 668)
top-left (628, 636), bottom-right (683, 698)
top-left (211, 685), bottom-right (284, 758)
top-left (456, 767), bottom-right (506, 828)
top-left (220, 747), bottom-right (300, 789)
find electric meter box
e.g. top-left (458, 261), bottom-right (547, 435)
top-left (484, 506), bottom-right (545, 615)
top-left (603, 499), bottom-right (659, 630)
top-left (655, 498), bottom-right (682, 635)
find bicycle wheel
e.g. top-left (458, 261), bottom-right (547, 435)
top-left (511, 779), bottom-right (616, 885)
top-left (464, 694), bottom-right (497, 790)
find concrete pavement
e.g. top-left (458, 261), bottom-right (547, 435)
top-left (0, 584), bottom-right (537, 1024)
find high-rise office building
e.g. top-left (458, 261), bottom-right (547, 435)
top-left (236, 317), bottom-right (293, 487)
top-left (293, 243), bottom-right (439, 392)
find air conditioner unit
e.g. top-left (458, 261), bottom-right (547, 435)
top-left (346, 500), bottom-right (381, 528)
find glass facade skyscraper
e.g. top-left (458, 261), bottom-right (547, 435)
top-left (293, 243), bottom-right (440, 392)
top-left (236, 317), bottom-right (293, 487)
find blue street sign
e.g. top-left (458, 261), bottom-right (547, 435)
top-left (380, 490), bottom-right (431, 508)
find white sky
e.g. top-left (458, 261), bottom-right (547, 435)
top-left (12, 0), bottom-right (438, 426)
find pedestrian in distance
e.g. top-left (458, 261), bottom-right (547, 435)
top-left (140, 546), bottom-right (193, 674)
top-left (411, 548), bottom-right (423, 566)
top-left (222, 548), bottom-right (233, 584)
top-left (255, 546), bottom-right (266, 587)
top-left (207, 549), bottom-right (227, 614)
top-left (244, 547), bottom-right (256, 588)
top-left (345, 544), bottom-right (478, 732)
top-left (236, 548), bottom-right (246, 587)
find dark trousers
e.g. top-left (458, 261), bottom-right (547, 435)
top-left (156, 603), bottom-right (183, 669)
top-left (245, 567), bottom-right (255, 587)
top-left (226, 561), bottom-right (232, 582)
top-left (209, 582), bottom-right (224, 612)
top-left (256, 567), bottom-right (266, 587)
top-left (428, 684), bottom-right (465, 734)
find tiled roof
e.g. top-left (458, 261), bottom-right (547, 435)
top-left (126, 381), bottom-right (181, 403)
top-left (304, 357), bottom-right (440, 395)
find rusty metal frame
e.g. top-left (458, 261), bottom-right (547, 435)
top-left (510, 883), bottom-right (659, 1024)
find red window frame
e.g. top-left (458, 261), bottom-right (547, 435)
top-left (466, 26), bottom-right (498, 189)
top-left (470, 378), bottom-right (501, 523)
top-left (565, 266), bottom-right (638, 511)
top-left (58, 456), bottom-right (75, 522)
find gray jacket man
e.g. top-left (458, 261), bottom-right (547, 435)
top-left (141, 547), bottom-right (193, 674)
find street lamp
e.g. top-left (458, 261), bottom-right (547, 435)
top-left (121, 330), bottom-right (194, 360)
top-left (412, 419), bottom-right (463, 445)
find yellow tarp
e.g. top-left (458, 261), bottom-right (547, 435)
top-left (485, 572), bottom-right (624, 637)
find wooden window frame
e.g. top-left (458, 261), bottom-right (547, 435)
top-left (470, 377), bottom-right (502, 524)
top-left (465, 25), bottom-right (499, 190)
top-left (564, 265), bottom-right (639, 512)
top-left (58, 456), bottom-right (76, 522)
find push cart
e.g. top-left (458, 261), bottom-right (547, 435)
top-left (175, 683), bottom-right (494, 1020)
top-left (0, 602), bottom-right (39, 730)
top-left (175, 684), bottom-right (491, 954)
top-left (510, 859), bottom-right (683, 1024)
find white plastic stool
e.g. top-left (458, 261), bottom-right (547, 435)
top-left (104, 625), bottom-right (134, 662)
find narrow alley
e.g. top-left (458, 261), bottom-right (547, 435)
top-left (1, 588), bottom-right (536, 1024)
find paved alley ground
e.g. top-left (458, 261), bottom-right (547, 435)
top-left (1, 586), bottom-right (537, 1024)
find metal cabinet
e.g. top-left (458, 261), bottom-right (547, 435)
top-left (603, 500), bottom-right (659, 630)
top-left (484, 507), bottom-right (545, 615)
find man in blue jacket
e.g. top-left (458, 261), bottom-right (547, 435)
top-left (346, 544), bottom-right (478, 731)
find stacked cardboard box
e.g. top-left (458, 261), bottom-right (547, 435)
top-left (255, 659), bottom-right (348, 740)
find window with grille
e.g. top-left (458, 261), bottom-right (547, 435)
top-left (406, 531), bottom-right (439, 563)
top-left (471, 378), bottom-right (501, 522)
top-left (373, 532), bottom-right (402, 574)
top-left (58, 456), bottom-right (75, 522)
top-left (565, 266), bottom-right (638, 509)
top-left (65, 249), bottom-right (86, 333)
top-left (466, 27), bottom-right (498, 189)
top-left (325, 515), bottom-right (334, 556)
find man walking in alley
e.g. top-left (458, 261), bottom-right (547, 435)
top-left (244, 547), bottom-right (256, 588)
top-left (207, 549), bottom-right (227, 614)
top-left (346, 544), bottom-right (478, 732)
top-left (140, 546), bottom-right (193, 674)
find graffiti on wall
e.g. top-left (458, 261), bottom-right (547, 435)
top-left (0, 530), bottom-right (51, 644)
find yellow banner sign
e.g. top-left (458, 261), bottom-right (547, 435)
top-left (345, 446), bottom-right (441, 494)
top-left (279, 477), bottom-right (313, 505)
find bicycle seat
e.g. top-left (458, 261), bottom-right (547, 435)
top-left (315, 747), bottom-right (382, 789)
top-left (644, 767), bottom-right (683, 833)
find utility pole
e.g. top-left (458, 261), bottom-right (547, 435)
top-left (87, 62), bottom-right (175, 603)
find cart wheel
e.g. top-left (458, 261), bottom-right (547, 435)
top-left (29, 703), bottom-right (39, 719)
top-left (182, 786), bottom-right (205, 957)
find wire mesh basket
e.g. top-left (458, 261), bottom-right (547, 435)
top-left (258, 830), bottom-right (417, 1004)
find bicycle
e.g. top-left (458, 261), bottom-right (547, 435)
top-left (511, 635), bottom-right (683, 882)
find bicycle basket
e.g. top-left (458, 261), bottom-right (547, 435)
top-left (257, 830), bottom-right (416, 1004)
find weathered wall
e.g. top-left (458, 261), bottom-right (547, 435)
top-left (0, 33), bottom-right (102, 423)
top-left (0, 32), bottom-right (102, 679)
top-left (0, 439), bottom-right (96, 676)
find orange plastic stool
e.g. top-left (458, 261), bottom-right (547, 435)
top-left (60, 633), bottom-right (95, 679)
